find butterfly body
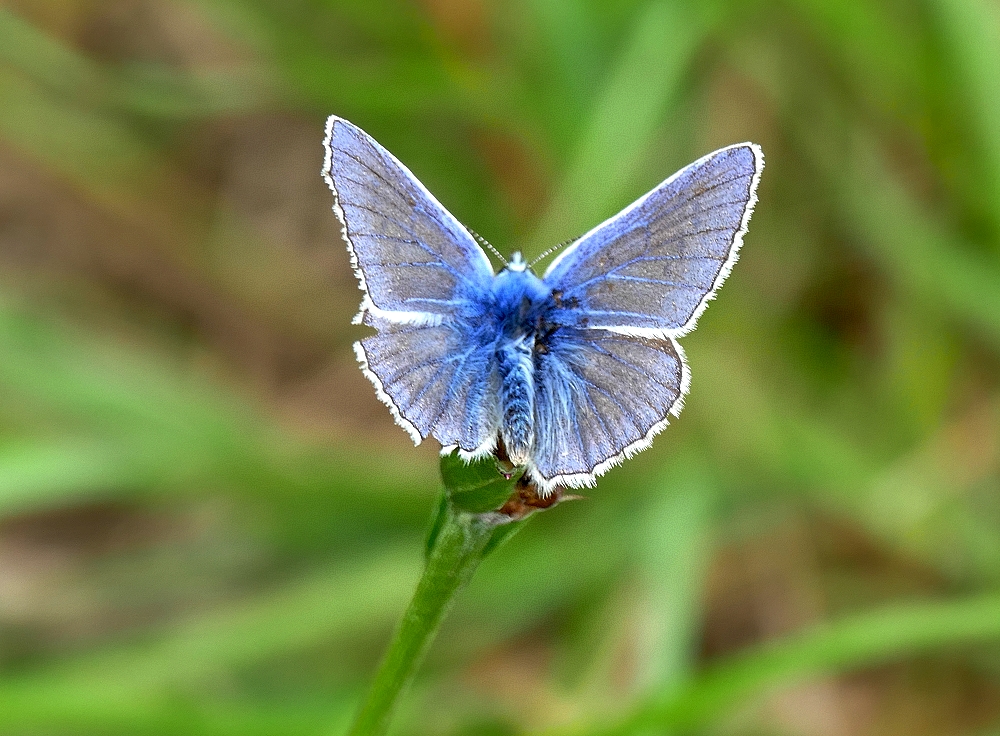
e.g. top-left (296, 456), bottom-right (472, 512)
top-left (487, 254), bottom-right (554, 465)
top-left (324, 116), bottom-right (763, 492)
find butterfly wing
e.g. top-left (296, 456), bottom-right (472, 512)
top-left (324, 117), bottom-right (499, 452)
top-left (531, 143), bottom-right (763, 489)
top-left (543, 143), bottom-right (763, 336)
top-left (532, 328), bottom-right (686, 489)
top-left (355, 313), bottom-right (500, 452)
top-left (323, 116), bottom-right (495, 323)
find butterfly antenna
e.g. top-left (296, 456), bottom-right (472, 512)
top-left (466, 227), bottom-right (507, 266)
top-left (529, 235), bottom-right (580, 269)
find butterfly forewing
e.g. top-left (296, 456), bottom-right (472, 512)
top-left (543, 144), bottom-right (762, 336)
top-left (323, 117), bottom-right (494, 322)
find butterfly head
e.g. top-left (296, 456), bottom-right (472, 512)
top-left (506, 251), bottom-right (528, 273)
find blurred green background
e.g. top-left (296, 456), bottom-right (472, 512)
top-left (3, 0), bottom-right (1000, 734)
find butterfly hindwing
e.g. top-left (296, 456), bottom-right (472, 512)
top-left (323, 116), bottom-right (494, 322)
top-left (532, 327), bottom-right (686, 487)
top-left (543, 144), bottom-right (763, 336)
top-left (356, 313), bottom-right (500, 450)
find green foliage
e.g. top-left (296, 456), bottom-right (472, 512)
top-left (1, 0), bottom-right (1000, 734)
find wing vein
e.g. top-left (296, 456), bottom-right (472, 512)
top-left (425, 348), bottom-right (478, 437)
top-left (398, 358), bottom-right (454, 418)
top-left (606, 275), bottom-right (710, 289)
top-left (642, 171), bottom-right (752, 226)
top-left (588, 339), bottom-right (681, 394)
top-left (576, 376), bottom-right (641, 434)
top-left (336, 150), bottom-right (414, 208)
top-left (338, 149), bottom-right (469, 245)
top-left (560, 228), bottom-right (735, 295)
top-left (342, 202), bottom-right (469, 282)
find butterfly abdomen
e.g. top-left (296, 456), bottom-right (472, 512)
top-left (497, 337), bottom-right (535, 465)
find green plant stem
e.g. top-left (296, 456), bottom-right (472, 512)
top-left (347, 502), bottom-right (497, 736)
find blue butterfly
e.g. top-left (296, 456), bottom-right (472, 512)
top-left (323, 116), bottom-right (763, 493)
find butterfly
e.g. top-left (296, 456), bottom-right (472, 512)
top-left (323, 116), bottom-right (763, 493)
